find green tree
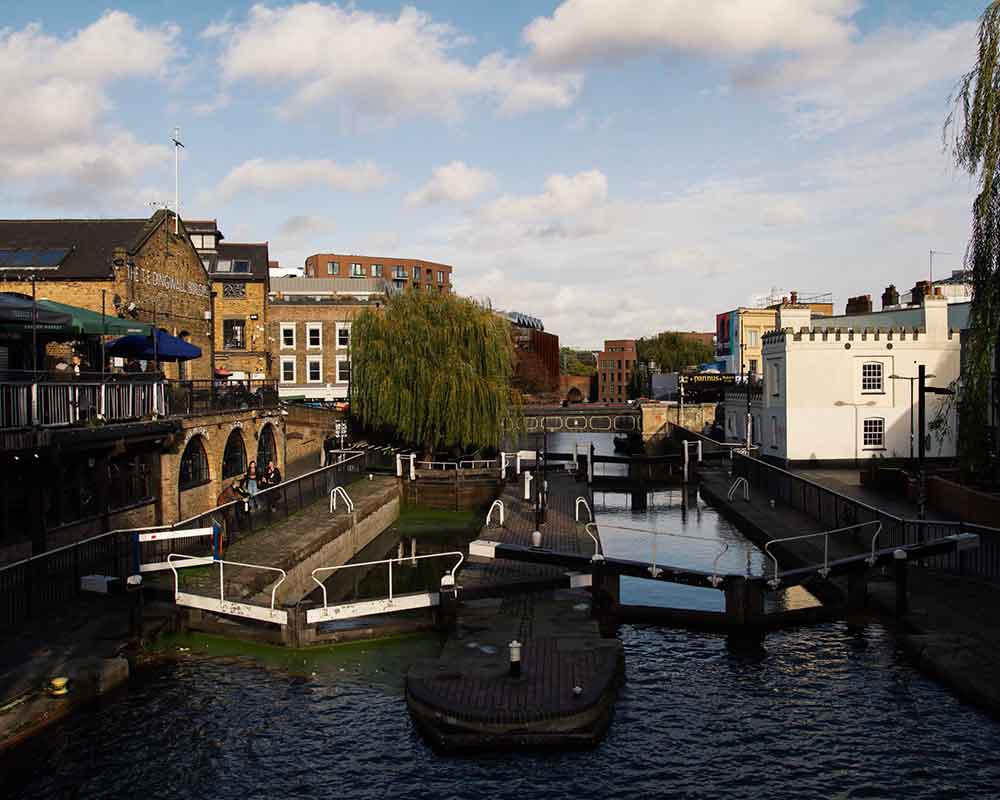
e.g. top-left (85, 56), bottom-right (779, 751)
top-left (559, 347), bottom-right (596, 376)
top-left (947, 2), bottom-right (1000, 475)
top-left (351, 291), bottom-right (521, 452)
top-left (636, 332), bottom-right (714, 374)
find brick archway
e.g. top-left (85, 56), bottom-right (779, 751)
top-left (221, 427), bottom-right (248, 481)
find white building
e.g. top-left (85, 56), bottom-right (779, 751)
top-left (724, 297), bottom-right (962, 466)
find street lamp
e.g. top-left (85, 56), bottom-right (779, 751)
top-left (834, 399), bottom-right (877, 465)
top-left (889, 369), bottom-right (935, 462)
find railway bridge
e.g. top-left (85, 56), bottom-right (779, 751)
top-left (521, 404), bottom-right (641, 434)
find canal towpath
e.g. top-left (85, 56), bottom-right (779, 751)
top-left (699, 464), bottom-right (1000, 717)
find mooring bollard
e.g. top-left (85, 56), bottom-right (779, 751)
top-left (523, 470), bottom-right (533, 501)
top-left (439, 573), bottom-right (458, 631)
top-left (532, 529), bottom-right (542, 547)
top-left (894, 548), bottom-right (908, 618)
top-left (508, 640), bottom-right (522, 677)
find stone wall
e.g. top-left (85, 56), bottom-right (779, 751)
top-left (559, 375), bottom-right (593, 403)
top-left (640, 401), bottom-right (717, 440)
top-left (284, 404), bottom-right (346, 478)
top-left (928, 477), bottom-right (1000, 527)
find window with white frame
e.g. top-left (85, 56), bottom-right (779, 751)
top-left (412, 266), bottom-right (420, 280)
top-left (280, 356), bottom-right (296, 384)
top-left (337, 323), bottom-right (351, 348)
top-left (863, 418), bottom-right (885, 448)
top-left (437, 270), bottom-right (445, 284)
top-left (861, 362), bottom-right (883, 393)
top-left (327, 261), bottom-right (339, 275)
top-left (372, 263), bottom-right (383, 277)
top-left (747, 329), bottom-right (758, 347)
top-left (351, 263), bottom-right (365, 277)
top-left (336, 356), bottom-right (350, 383)
top-left (306, 355), bottom-right (322, 383)
top-left (280, 323), bottom-right (295, 349)
top-left (306, 322), bottom-right (322, 349)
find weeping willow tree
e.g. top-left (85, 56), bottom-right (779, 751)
top-left (947, 1), bottom-right (1000, 476)
top-left (350, 291), bottom-right (521, 452)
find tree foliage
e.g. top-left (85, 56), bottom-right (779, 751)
top-left (560, 347), bottom-right (596, 376)
top-left (350, 291), bottom-right (520, 451)
top-left (636, 332), bottom-right (714, 374)
top-left (947, 1), bottom-right (1000, 474)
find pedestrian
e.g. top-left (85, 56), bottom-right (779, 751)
top-left (240, 460), bottom-right (261, 512)
top-left (262, 460), bottom-right (282, 512)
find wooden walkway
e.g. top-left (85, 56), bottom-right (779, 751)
top-left (405, 472), bottom-right (623, 751)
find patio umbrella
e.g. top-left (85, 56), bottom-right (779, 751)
top-left (106, 329), bottom-right (202, 362)
top-left (0, 292), bottom-right (73, 333)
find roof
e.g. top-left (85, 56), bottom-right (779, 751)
top-left (213, 242), bottom-right (269, 282)
top-left (0, 215), bottom-right (166, 279)
top-left (269, 276), bottom-right (391, 296)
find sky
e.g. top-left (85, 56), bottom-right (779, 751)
top-left (0, 0), bottom-right (988, 347)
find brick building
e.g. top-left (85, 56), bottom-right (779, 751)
top-left (186, 219), bottom-right (270, 379)
top-left (0, 210), bottom-right (213, 380)
top-left (597, 339), bottom-right (637, 403)
top-left (304, 253), bottom-right (453, 292)
top-left (268, 277), bottom-right (390, 401)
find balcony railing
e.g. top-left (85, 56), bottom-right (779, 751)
top-left (0, 372), bottom-right (278, 431)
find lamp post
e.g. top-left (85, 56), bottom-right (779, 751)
top-left (889, 367), bottom-right (932, 463)
top-left (916, 364), bottom-right (955, 520)
top-left (834, 399), bottom-right (877, 465)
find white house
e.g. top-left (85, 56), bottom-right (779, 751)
top-left (724, 297), bottom-right (961, 466)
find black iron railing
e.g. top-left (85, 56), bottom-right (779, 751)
top-left (0, 451), bottom-right (367, 629)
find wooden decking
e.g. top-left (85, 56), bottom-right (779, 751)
top-left (405, 472), bottom-right (624, 752)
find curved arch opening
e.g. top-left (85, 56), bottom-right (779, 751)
top-left (222, 429), bottom-right (247, 480)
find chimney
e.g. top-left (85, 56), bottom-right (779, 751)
top-left (881, 284), bottom-right (899, 309)
top-left (777, 304), bottom-right (811, 331)
top-left (790, 290), bottom-right (798, 304)
top-left (845, 294), bottom-right (873, 315)
top-left (923, 296), bottom-right (948, 340)
top-left (911, 280), bottom-right (930, 305)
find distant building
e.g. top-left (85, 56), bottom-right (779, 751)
top-left (187, 219), bottom-right (270, 379)
top-left (723, 297), bottom-right (962, 466)
top-left (304, 253), bottom-right (453, 292)
top-left (597, 339), bottom-right (637, 403)
top-left (503, 311), bottom-right (559, 395)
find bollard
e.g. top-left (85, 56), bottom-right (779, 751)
top-left (894, 549), bottom-right (908, 618)
top-left (508, 640), bottom-right (522, 677)
top-left (531, 529), bottom-right (542, 548)
top-left (439, 573), bottom-right (458, 631)
top-left (523, 470), bottom-right (532, 501)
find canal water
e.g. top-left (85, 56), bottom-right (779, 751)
top-left (6, 432), bottom-right (1000, 798)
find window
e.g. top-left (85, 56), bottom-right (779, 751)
top-left (327, 261), bottom-right (340, 276)
top-left (748, 358), bottom-right (758, 375)
top-left (233, 259), bottom-right (251, 273)
top-left (771, 363), bottom-right (781, 396)
top-left (337, 323), bottom-right (351, 348)
top-left (223, 319), bottom-right (246, 350)
top-left (257, 424), bottom-right (277, 468)
top-left (280, 356), bottom-right (296, 383)
top-left (863, 418), bottom-right (885, 448)
top-left (372, 263), bottom-right (383, 277)
top-left (337, 357), bottom-right (351, 383)
top-left (437, 270), bottom-right (445, 284)
top-left (413, 266), bottom-right (420, 280)
top-left (201, 256), bottom-right (213, 273)
top-left (179, 437), bottom-right (210, 490)
top-left (222, 429), bottom-right (247, 479)
top-left (306, 355), bottom-right (322, 383)
top-left (223, 282), bottom-right (246, 298)
top-left (861, 362), bottom-right (883, 393)
top-left (109, 451), bottom-right (155, 509)
top-left (280, 323), bottom-right (295, 349)
top-left (306, 322), bottom-right (322, 349)
top-left (393, 265), bottom-right (407, 279)
top-left (216, 259), bottom-right (232, 273)
top-left (351, 262), bottom-right (365, 277)
top-left (770, 416), bottom-right (778, 448)
top-left (747, 329), bottom-right (759, 347)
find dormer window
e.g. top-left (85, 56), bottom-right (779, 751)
top-left (233, 259), bottom-right (250, 274)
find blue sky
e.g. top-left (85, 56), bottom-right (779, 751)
top-left (0, 1), bottom-right (987, 346)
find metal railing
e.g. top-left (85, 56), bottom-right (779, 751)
top-left (0, 451), bottom-right (367, 629)
top-left (168, 553), bottom-right (288, 625)
top-left (764, 521), bottom-right (881, 587)
top-left (329, 486), bottom-right (355, 513)
top-left (167, 379), bottom-right (278, 415)
top-left (733, 452), bottom-right (1000, 582)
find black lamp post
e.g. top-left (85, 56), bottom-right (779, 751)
top-left (917, 363), bottom-right (955, 521)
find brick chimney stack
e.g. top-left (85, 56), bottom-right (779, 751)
top-left (881, 284), bottom-right (899, 309)
top-left (845, 294), bottom-right (873, 315)
top-left (790, 290), bottom-right (798, 304)
top-left (911, 280), bottom-right (930, 305)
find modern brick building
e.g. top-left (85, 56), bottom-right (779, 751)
top-left (268, 276), bottom-right (390, 401)
top-left (597, 339), bottom-right (637, 403)
top-left (304, 253), bottom-right (453, 292)
top-left (186, 219), bottom-right (270, 379)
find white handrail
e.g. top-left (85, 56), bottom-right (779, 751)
top-left (764, 521), bottom-right (881, 588)
top-left (575, 496), bottom-right (592, 523)
top-left (865, 521), bottom-right (886, 566)
top-left (727, 476), bottom-right (750, 501)
top-left (708, 543), bottom-right (730, 587)
top-left (584, 522), bottom-right (603, 561)
top-left (459, 459), bottom-right (498, 469)
top-left (329, 485), bottom-right (355, 513)
top-left (486, 499), bottom-right (505, 527)
top-left (415, 460), bottom-right (458, 470)
top-left (310, 550), bottom-right (465, 610)
top-left (167, 553), bottom-right (287, 611)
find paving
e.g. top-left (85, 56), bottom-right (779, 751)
top-left (405, 472), bottom-right (623, 751)
top-left (792, 467), bottom-right (957, 521)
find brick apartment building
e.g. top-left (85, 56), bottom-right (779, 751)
top-left (186, 220), bottom-right (270, 378)
top-left (304, 253), bottom-right (453, 292)
top-left (268, 276), bottom-right (390, 401)
top-left (597, 339), bottom-right (637, 403)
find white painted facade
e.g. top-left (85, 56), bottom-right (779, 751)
top-left (725, 298), bottom-right (961, 465)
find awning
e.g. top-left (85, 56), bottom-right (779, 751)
top-left (106, 329), bottom-right (202, 362)
top-left (0, 293), bottom-right (74, 333)
top-left (35, 299), bottom-right (152, 336)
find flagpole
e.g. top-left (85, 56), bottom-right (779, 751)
top-left (172, 127), bottom-right (185, 234)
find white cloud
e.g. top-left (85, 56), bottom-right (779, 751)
top-left (278, 214), bottom-right (336, 238)
top-left (0, 11), bottom-right (178, 208)
top-left (406, 162), bottom-right (495, 207)
top-left (523, 0), bottom-right (858, 68)
top-left (216, 3), bottom-right (581, 122)
top-left (480, 169), bottom-right (608, 225)
top-left (214, 158), bottom-right (388, 200)
top-left (762, 197), bottom-right (809, 226)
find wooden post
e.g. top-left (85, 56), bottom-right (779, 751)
top-left (847, 567), bottom-right (867, 612)
top-left (439, 574), bottom-right (458, 632)
top-left (894, 549), bottom-right (908, 617)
